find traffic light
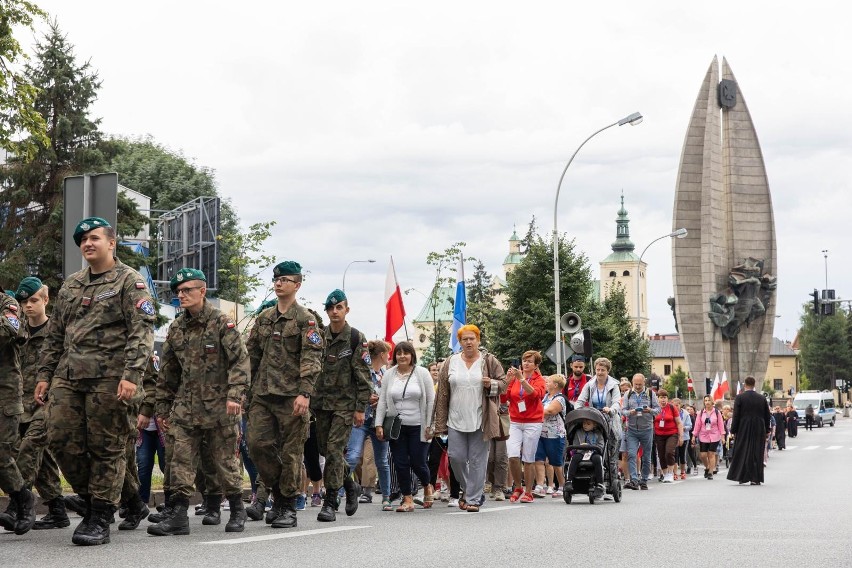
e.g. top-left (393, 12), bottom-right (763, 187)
top-left (812, 289), bottom-right (820, 314)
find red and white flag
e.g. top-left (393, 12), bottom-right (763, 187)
top-left (716, 371), bottom-right (730, 400)
top-left (710, 372), bottom-right (721, 400)
top-left (384, 256), bottom-right (406, 349)
top-left (687, 377), bottom-right (694, 391)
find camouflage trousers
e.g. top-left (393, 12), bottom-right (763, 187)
top-left (46, 377), bottom-right (132, 504)
top-left (313, 409), bottom-right (354, 490)
top-left (169, 421), bottom-right (242, 499)
top-left (15, 416), bottom-right (62, 501)
top-left (160, 430), bottom-right (220, 496)
top-left (247, 395), bottom-right (309, 498)
top-left (0, 413), bottom-right (24, 494)
top-left (121, 430), bottom-right (141, 504)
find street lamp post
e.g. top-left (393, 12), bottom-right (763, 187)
top-left (552, 111), bottom-right (643, 375)
top-left (822, 249), bottom-right (828, 291)
top-left (636, 228), bottom-right (687, 336)
top-left (342, 259), bottom-right (376, 291)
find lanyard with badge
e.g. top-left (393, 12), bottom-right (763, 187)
top-left (594, 385), bottom-right (606, 410)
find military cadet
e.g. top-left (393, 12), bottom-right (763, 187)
top-left (34, 217), bottom-right (155, 546)
top-left (312, 289), bottom-right (372, 522)
top-left (147, 268), bottom-right (249, 536)
top-left (0, 292), bottom-right (36, 535)
top-left (245, 261), bottom-right (323, 528)
top-left (0, 279), bottom-right (67, 531)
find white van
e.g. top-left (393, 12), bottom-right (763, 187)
top-left (792, 391), bottom-right (836, 428)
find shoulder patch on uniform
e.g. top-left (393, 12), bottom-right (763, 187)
top-left (308, 320), bottom-right (315, 326)
top-left (361, 351), bottom-right (371, 365)
top-left (7, 304), bottom-right (17, 313)
top-left (226, 321), bottom-right (236, 329)
top-left (136, 298), bottom-right (155, 316)
top-left (306, 328), bottom-right (321, 345)
top-left (6, 315), bottom-right (20, 330)
top-left (135, 281), bottom-right (146, 289)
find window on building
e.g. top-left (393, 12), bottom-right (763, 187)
top-left (773, 379), bottom-right (783, 391)
top-left (664, 364), bottom-right (672, 376)
top-left (773, 360), bottom-right (782, 367)
top-left (609, 271), bottom-right (616, 277)
top-left (623, 270), bottom-right (630, 276)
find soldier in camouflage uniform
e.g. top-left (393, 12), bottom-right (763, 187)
top-left (312, 289), bottom-right (372, 522)
top-left (34, 217), bottom-right (156, 546)
top-left (0, 292), bottom-right (36, 535)
top-left (245, 261), bottom-right (323, 528)
top-left (0, 278), bottom-right (67, 532)
top-left (147, 268), bottom-right (249, 536)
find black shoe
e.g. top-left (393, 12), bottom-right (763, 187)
top-left (225, 495), bottom-right (246, 533)
top-left (266, 487), bottom-right (282, 525)
top-left (148, 491), bottom-right (173, 523)
top-left (0, 499), bottom-right (16, 531)
top-left (194, 501), bottom-right (208, 516)
top-left (639, 482), bottom-right (649, 490)
top-left (118, 495), bottom-right (149, 530)
top-left (117, 505), bottom-right (127, 519)
top-left (271, 497), bottom-right (297, 529)
top-left (343, 475), bottom-right (360, 517)
top-left (33, 496), bottom-right (71, 530)
top-left (11, 488), bottom-right (36, 535)
top-left (624, 480), bottom-right (639, 490)
top-left (246, 487), bottom-right (267, 522)
top-left (72, 499), bottom-right (112, 545)
top-left (147, 497), bottom-right (189, 537)
top-left (202, 494), bottom-right (221, 526)
top-left (64, 495), bottom-right (88, 517)
top-left (317, 492), bottom-right (338, 522)
top-left (708, 473), bottom-right (714, 480)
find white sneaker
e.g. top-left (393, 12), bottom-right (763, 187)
top-left (447, 498), bottom-right (459, 508)
top-left (532, 485), bottom-right (546, 498)
top-left (546, 486), bottom-right (554, 495)
top-left (494, 491), bottom-right (505, 502)
top-left (552, 489), bottom-right (563, 497)
top-left (663, 473), bottom-right (674, 483)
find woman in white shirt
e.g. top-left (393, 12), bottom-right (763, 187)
top-left (375, 342), bottom-right (435, 512)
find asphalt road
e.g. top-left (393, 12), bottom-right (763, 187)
top-left (5, 418), bottom-right (852, 567)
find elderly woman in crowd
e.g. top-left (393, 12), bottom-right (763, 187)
top-left (434, 325), bottom-right (507, 513)
top-left (502, 351), bottom-right (546, 503)
top-left (577, 357), bottom-right (623, 442)
top-left (375, 342), bottom-right (435, 513)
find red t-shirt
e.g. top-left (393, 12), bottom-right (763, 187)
top-left (563, 374), bottom-right (589, 403)
top-left (654, 403), bottom-right (679, 436)
top-left (501, 371), bottom-right (546, 423)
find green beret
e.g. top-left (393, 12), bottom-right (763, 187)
top-left (73, 217), bottom-right (111, 246)
top-left (5, 290), bottom-right (16, 298)
top-left (170, 268), bottom-right (207, 292)
top-left (324, 289), bottom-right (347, 309)
top-left (273, 261), bottom-right (302, 278)
top-left (15, 277), bottom-right (43, 301)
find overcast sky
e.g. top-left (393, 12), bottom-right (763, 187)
top-left (31, 1), bottom-right (852, 347)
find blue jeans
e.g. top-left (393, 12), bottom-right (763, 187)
top-left (345, 423), bottom-right (391, 497)
top-left (136, 429), bottom-right (165, 503)
top-left (240, 416), bottom-right (259, 493)
top-left (626, 428), bottom-right (654, 483)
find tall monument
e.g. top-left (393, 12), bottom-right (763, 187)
top-left (671, 56), bottom-right (777, 394)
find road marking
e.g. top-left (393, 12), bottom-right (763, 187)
top-left (827, 445), bottom-right (842, 450)
top-left (786, 446), bottom-right (797, 450)
top-left (447, 505), bottom-right (525, 515)
top-left (200, 525), bottom-right (369, 545)
top-left (802, 445), bottom-right (820, 450)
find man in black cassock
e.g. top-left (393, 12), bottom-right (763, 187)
top-left (726, 376), bottom-right (772, 485)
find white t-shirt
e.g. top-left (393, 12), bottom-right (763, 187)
top-left (391, 372), bottom-right (422, 426)
top-left (448, 354), bottom-right (483, 433)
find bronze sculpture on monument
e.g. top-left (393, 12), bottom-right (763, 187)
top-left (671, 56), bottom-right (777, 396)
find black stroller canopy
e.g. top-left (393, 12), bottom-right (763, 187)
top-left (565, 407), bottom-right (611, 438)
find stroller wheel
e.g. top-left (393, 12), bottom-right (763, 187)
top-left (563, 491), bottom-right (572, 505)
top-left (588, 493), bottom-right (595, 505)
top-left (613, 481), bottom-right (622, 503)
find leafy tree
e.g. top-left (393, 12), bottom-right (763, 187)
top-left (799, 307), bottom-right (852, 391)
top-left (216, 221), bottom-right (277, 305)
top-left (0, 1), bottom-right (48, 158)
top-left (466, 258), bottom-right (497, 348)
top-left (664, 366), bottom-right (688, 400)
top-left (420, 322), bottom-right (452, 366)
top-left (585, 283), bottom-right (652, 379)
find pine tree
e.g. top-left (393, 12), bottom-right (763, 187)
top-left (466, 258), bottom-right (497, 348)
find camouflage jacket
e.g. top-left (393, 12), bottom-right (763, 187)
top-left (19, 318), bottom-right (49, 422)
top-left (37, 260), bottom-right (155, 385)
top-left (312, 323), bottom-right (371, 412)
top-left (156, 300), bottom-right (249, 428)
top-left (0, 294), bottom-right (23, 417)
top-left (246, 302), bottom-right (323, 400)
top-left (139, 355), bottom-right (160, 418)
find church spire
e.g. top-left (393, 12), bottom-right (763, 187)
top-left (611, 191), bottom-right (635, 252)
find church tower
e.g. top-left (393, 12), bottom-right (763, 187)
top-left (599, 194), bottom-right (647, 336)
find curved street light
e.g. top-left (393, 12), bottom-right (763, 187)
top-left (342, 259), bottom-right (376, 291)
top-left (552, 111), bottom-right (643, 374)
top-left (635, 228), bottom-right (687, 336)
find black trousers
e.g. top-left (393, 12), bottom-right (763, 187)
top-left (566, 452), bottom-right (603, 484)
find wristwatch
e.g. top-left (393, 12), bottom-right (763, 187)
top-left (299, 392), bottom-right (311, 399)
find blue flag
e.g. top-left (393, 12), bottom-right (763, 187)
top-left (449, 255), bottom-right (466, 353)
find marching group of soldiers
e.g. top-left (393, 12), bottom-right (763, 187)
top-left (0, 217), bottom-right (371, 545)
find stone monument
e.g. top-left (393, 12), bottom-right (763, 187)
top-left (671, 56), bottom-right (777, 395)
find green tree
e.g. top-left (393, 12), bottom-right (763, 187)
top-left (0, 1), bottom-right (48, 158)
top-left (664, 366), bottom-right (688, 400)
top-left (420, 322), bottom-right (452, 366)
top-left (216, 221), bottom-right (277, 305)
top-left (585, 283), bottom-right (652, 379)
top-left (466, 258), bottom-right (497, 348)
top-left (799, 306), bottom-right (852, 390)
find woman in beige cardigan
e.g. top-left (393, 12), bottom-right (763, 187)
top-left (434, 325), bottom-right (507, 512)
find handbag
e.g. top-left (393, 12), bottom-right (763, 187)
top-left (380, 369), bottom-right (412, 441)
top-left (495, 412), bottom-right (510, 441)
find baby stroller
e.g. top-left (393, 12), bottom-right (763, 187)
top-left (562, 407), bottom-right (622, 505)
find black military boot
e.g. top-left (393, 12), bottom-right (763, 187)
top-left (224, 494), bottom-right (247, 533)
top-left (64, 494), bottom-right (88, 517)
top-left (271, 496), bottom-right (297, 529)
top-left (10, 488), bottom-right (36, 535)
top-left (343, 471), bottom-right (360, 517)
top-left (33, 496), bottom-right (71, 530)
top-left (265, 487), bottom-right (282, 525)
top-left (246, 486), bottom-right (267, 521)
top-left (147, 496), bottom-right (189, 536)
top-left (202, 494), bottom-right (221, 525)
top-left (72, 499), bottom-right (112, 546)
top-left (147, 491), bottom-right (173, 523)
top-left (0, 498), bottom-right (16, 531)
top-left (316, 491), bottom-right (338, 523)
top-left (118, 494), bottom-right (149, 530)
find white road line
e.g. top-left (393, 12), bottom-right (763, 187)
top-left (827, 445), bottom-right (842, 450)
top-left (200, 525), bottom-right (370, 545)
top-left (786, 446), bottom-right (797, 450)
top-left (447, 505), bottom-right (525, 515)
top-left (802, 445), bottom-right (820, 450)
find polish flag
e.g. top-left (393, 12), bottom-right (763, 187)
top-left (384, 256), bottom-right (406, 348)
top-left (710, 372), bottom-right (721, 400)
top-left (687, 377), bottom-right (694, 391)
top-left (716, 371), bottom-right (730, 400)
